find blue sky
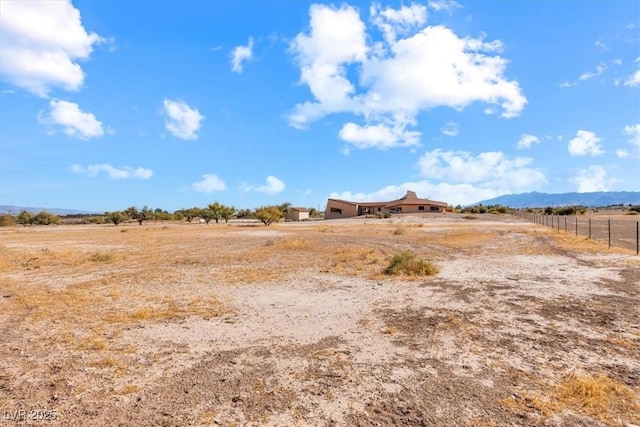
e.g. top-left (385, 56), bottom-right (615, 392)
top-left (0, 0), bottom-right (638, 212)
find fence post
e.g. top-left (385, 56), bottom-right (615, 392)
top-left (564, 216), bottom-right (567, 233)
top-left (575, 216), bottom-right (578, 236)
top-left (589, 218), bottom-right (591, 239)
top-left (637, 221), bottom-right (639, 255)
top-left (558, 215), bottom-right (560, 232)
top-left (608, 219), bottom-right (611, 248)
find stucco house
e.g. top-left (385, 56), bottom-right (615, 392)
top-left (324, 191), bottom-right (447, 220)
top-left (286, 207), bottom-right (310, 221)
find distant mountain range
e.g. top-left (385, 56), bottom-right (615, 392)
top-left (475, 191), bottom-right (640, 208)
top-left (0, 205), bottom-right (95, 216)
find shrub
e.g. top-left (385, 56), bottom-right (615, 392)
top-left (84, 215), bottom-right (106, 224)
top-left (0, 214), bottom-right (16, 227)
top-left (32, 211), bottom-right (61, 225)
top-left (384, 251), bottom-right (439, 276)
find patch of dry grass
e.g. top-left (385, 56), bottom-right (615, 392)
top-left (555, 373), bottom-right (640, 424)
top-left (105, 296), bottom-right (228, 323)
top-left (392, 226), bottom-right (406, 235)
top-left (383, 251), bottom-right (439, 277)
top-left (323, 246), bottom-right (386, 276)
top-left (502, 373), bottom-right (640, 424)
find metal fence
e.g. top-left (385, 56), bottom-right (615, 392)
top-left (516, 212), bottom-right (640, 254)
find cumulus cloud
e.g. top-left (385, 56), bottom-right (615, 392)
top-left (71, 164), bottom-right (152, 180)
top-left (230, 37), bottom-right (254, 73)
top-left (287, 4), bottom-right (525, 149)
top-left (417, 149), bottom-right (546, 190)
top-left (39, 100), bottom-right (104, 139)
top-left (256, 176), bottom-right (285, 195)
top-left (616, 149), bottom-right (629, 158)
top-left (163, 99), bottom-right (204, 140)
top-left (572, 165), bottom-right (619, 193)
top-left (568, 130), bottom-right (603, 156)
top-left (441, 121), bottom-right (458, 137)
top-left (517, 134), bottom-right (539, 149)
top-left (243, 176), bottom-right (286, 195)
top-left (191, 174), bottom-right (227, 193)
top-left (623, 124), bottom-right (640, 149)
top-left (0, 0), bottom-right (103, 96)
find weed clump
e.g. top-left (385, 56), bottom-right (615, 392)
top-left (555, 373), bottom-right (640, 424)
top-left (384, 251), bottom-right (439, 276)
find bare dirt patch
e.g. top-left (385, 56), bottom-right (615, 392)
top-left (0, 215), bottom-right (638, 426)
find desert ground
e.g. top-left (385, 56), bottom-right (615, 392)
top-left (0, 214), bottom-right (638, 426)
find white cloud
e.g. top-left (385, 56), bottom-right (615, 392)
top-left (572, 165), bottom-right (619, 192)
top-left (287, 4), bottom-right (367, 130)
top-left (71, 164), bottom-right (152, 180)
top-left (339, 121), bottom-right (420, 149)
top-left (0, 0), bottom-right (103, 96)
top-left (624, 59), bottom-right (640, 87)
top-left (287, 5), bottom-right (525, 147)
top-left (255, 176), bottom-right (286, 195)
top-left (230, 37), bottom-right (254, 74)
top-left (594, 38), bottom-right (608, 51)
top-left (371, 3), bottom-right (427, 45)
top-left (616, 149), bottom-right (629, 158)
top-left (417, 149), bottom-right (546, 190)
top-left (578, 62), bottom-right (607, 81)
top-left (568, 130), bottom-right (604, 156)
top-left (191, 174), bottom-right (227, 193)
top-left (39, 100), bottom-right (104, 139)
top-left (623, 124), bottom-right (640, 149)
top-left (441, 121), bottom-right (458, 137)
top-left (162, 99), bottom-right (204, 140)
top-left (517, 134), bottom-right (539, 149)
top-left (427, 0), bottom-right (462, 13)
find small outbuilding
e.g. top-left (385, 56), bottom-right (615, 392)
top-left (286, 207), bottom-right (310, 221)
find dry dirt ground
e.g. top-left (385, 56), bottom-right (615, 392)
top-left (0, 214), bottom-right (638, 426)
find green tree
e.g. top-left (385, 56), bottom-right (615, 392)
top-left (125, 206), bottom-right (139, 220)
top-left (279, 202), bottom-right (292, 217)
top-left (17, 210), bottom-right (33, 225)
top-left (134, 206), bottom-right (153, 225)
top-left (207, 202), bottom-right (223, 224)
top-left (219, 205), bottom-right (236, 223)
top-left (255, 206), bottom-right (283, 226)
top-left (199, 208), bottom-right (215, 224)
top-left (32, 211), bottom-right (61, 225)
top-left (108, 211), bottom-right (125, 226)
top-left (175, 207), bottom-right (200, 222)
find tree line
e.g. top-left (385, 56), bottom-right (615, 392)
top-left (0, 202), bottom-right (323, 227)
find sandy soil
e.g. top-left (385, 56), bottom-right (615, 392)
top-left (0, 214), bottom-right (638, 426)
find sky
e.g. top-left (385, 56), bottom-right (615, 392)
top-left (0, 0), bottom-right (639, 212)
